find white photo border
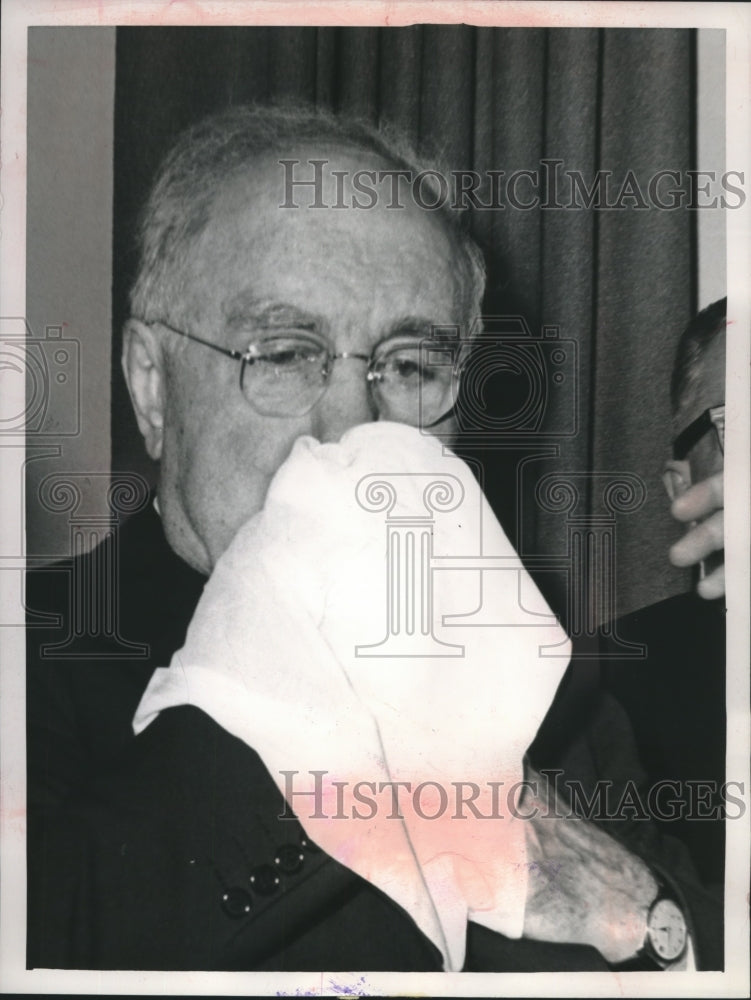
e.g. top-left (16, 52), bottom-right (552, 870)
top-left (1, 2), bottom-right (749, 997)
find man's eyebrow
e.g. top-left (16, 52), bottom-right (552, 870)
top-left (384, 317), bottom-right (457, 341)
top-left (224, 297), bottom-right (319, 332)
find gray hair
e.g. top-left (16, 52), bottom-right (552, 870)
top-left (129, 104), bottom-right (486, 340)
top-left (670, 297), bottom-right (727, 421)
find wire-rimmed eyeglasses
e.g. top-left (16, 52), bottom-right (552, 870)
top-left (672, 404), bottom-right (725, 461)
top-left (152, 321), bottom-right (464, 428)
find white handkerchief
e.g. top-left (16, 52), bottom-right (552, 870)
top-left (134, 422), bottom-right (570, 970)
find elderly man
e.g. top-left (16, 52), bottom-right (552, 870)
top-left (27, 106), bottom-right (720, 972)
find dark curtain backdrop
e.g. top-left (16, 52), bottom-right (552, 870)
top-left (112, 25), bottom-right (695, 627)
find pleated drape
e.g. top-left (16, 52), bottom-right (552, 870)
top-left (112, 25), bottom-right (696, 622)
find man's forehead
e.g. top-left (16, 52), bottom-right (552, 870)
top-left (196, 152), bottom-right (455, 262)
top-left (215, 143), bottom-right (398, 211)
top-left (176, 141), bottom-right (466, 335)
top-left (204, 143), bottom-right (459, 258)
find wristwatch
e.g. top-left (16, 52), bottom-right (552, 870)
top-left (642, 884), bottom-right (689, 968)
top-left (614, 882), bottom-right (689, 971)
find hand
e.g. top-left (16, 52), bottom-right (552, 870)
top-left (668, 471), bottom-right (724, 599)
top-left (521, 767), bottom-right (658, 963)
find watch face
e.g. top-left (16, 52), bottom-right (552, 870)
top-left (646, 897), bottom-right (688, 962)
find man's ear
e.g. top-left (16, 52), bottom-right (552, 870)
top-left (121, 319), bottom-right (166, 461)
top-left (662, 458), bottom-right (692, 502)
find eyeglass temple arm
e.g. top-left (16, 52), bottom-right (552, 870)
top-left (672, 406), bottom-right (725, 460)
top-left (153, 321), bottom-right (246, 362)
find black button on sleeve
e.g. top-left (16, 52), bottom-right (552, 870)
top-left (249, 863), bottom-right (281, 896)
top-left (221, 887), bottom-right (253, 918)
top-left (275, 843), bottom-right (305, 874)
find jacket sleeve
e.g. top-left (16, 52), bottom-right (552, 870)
top-left (529, 668), bottom-right (724, 970)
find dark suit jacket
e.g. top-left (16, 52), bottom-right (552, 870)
top-left (26, 506), bottom-right (723, 971)
top-left (599, 594), bottom-right (726, 887)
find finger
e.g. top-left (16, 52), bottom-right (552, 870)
top-left (697, 565), bottom-right (725, 600)
top-left (669, 511), bottom-right (724, 567)
top-left (671, 472), bottom-right (724, 523)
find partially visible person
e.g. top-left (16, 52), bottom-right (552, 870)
top-left (599, 298), bottom-right (727, 886)
top-left (664, 297), bottom-right (726, 600)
